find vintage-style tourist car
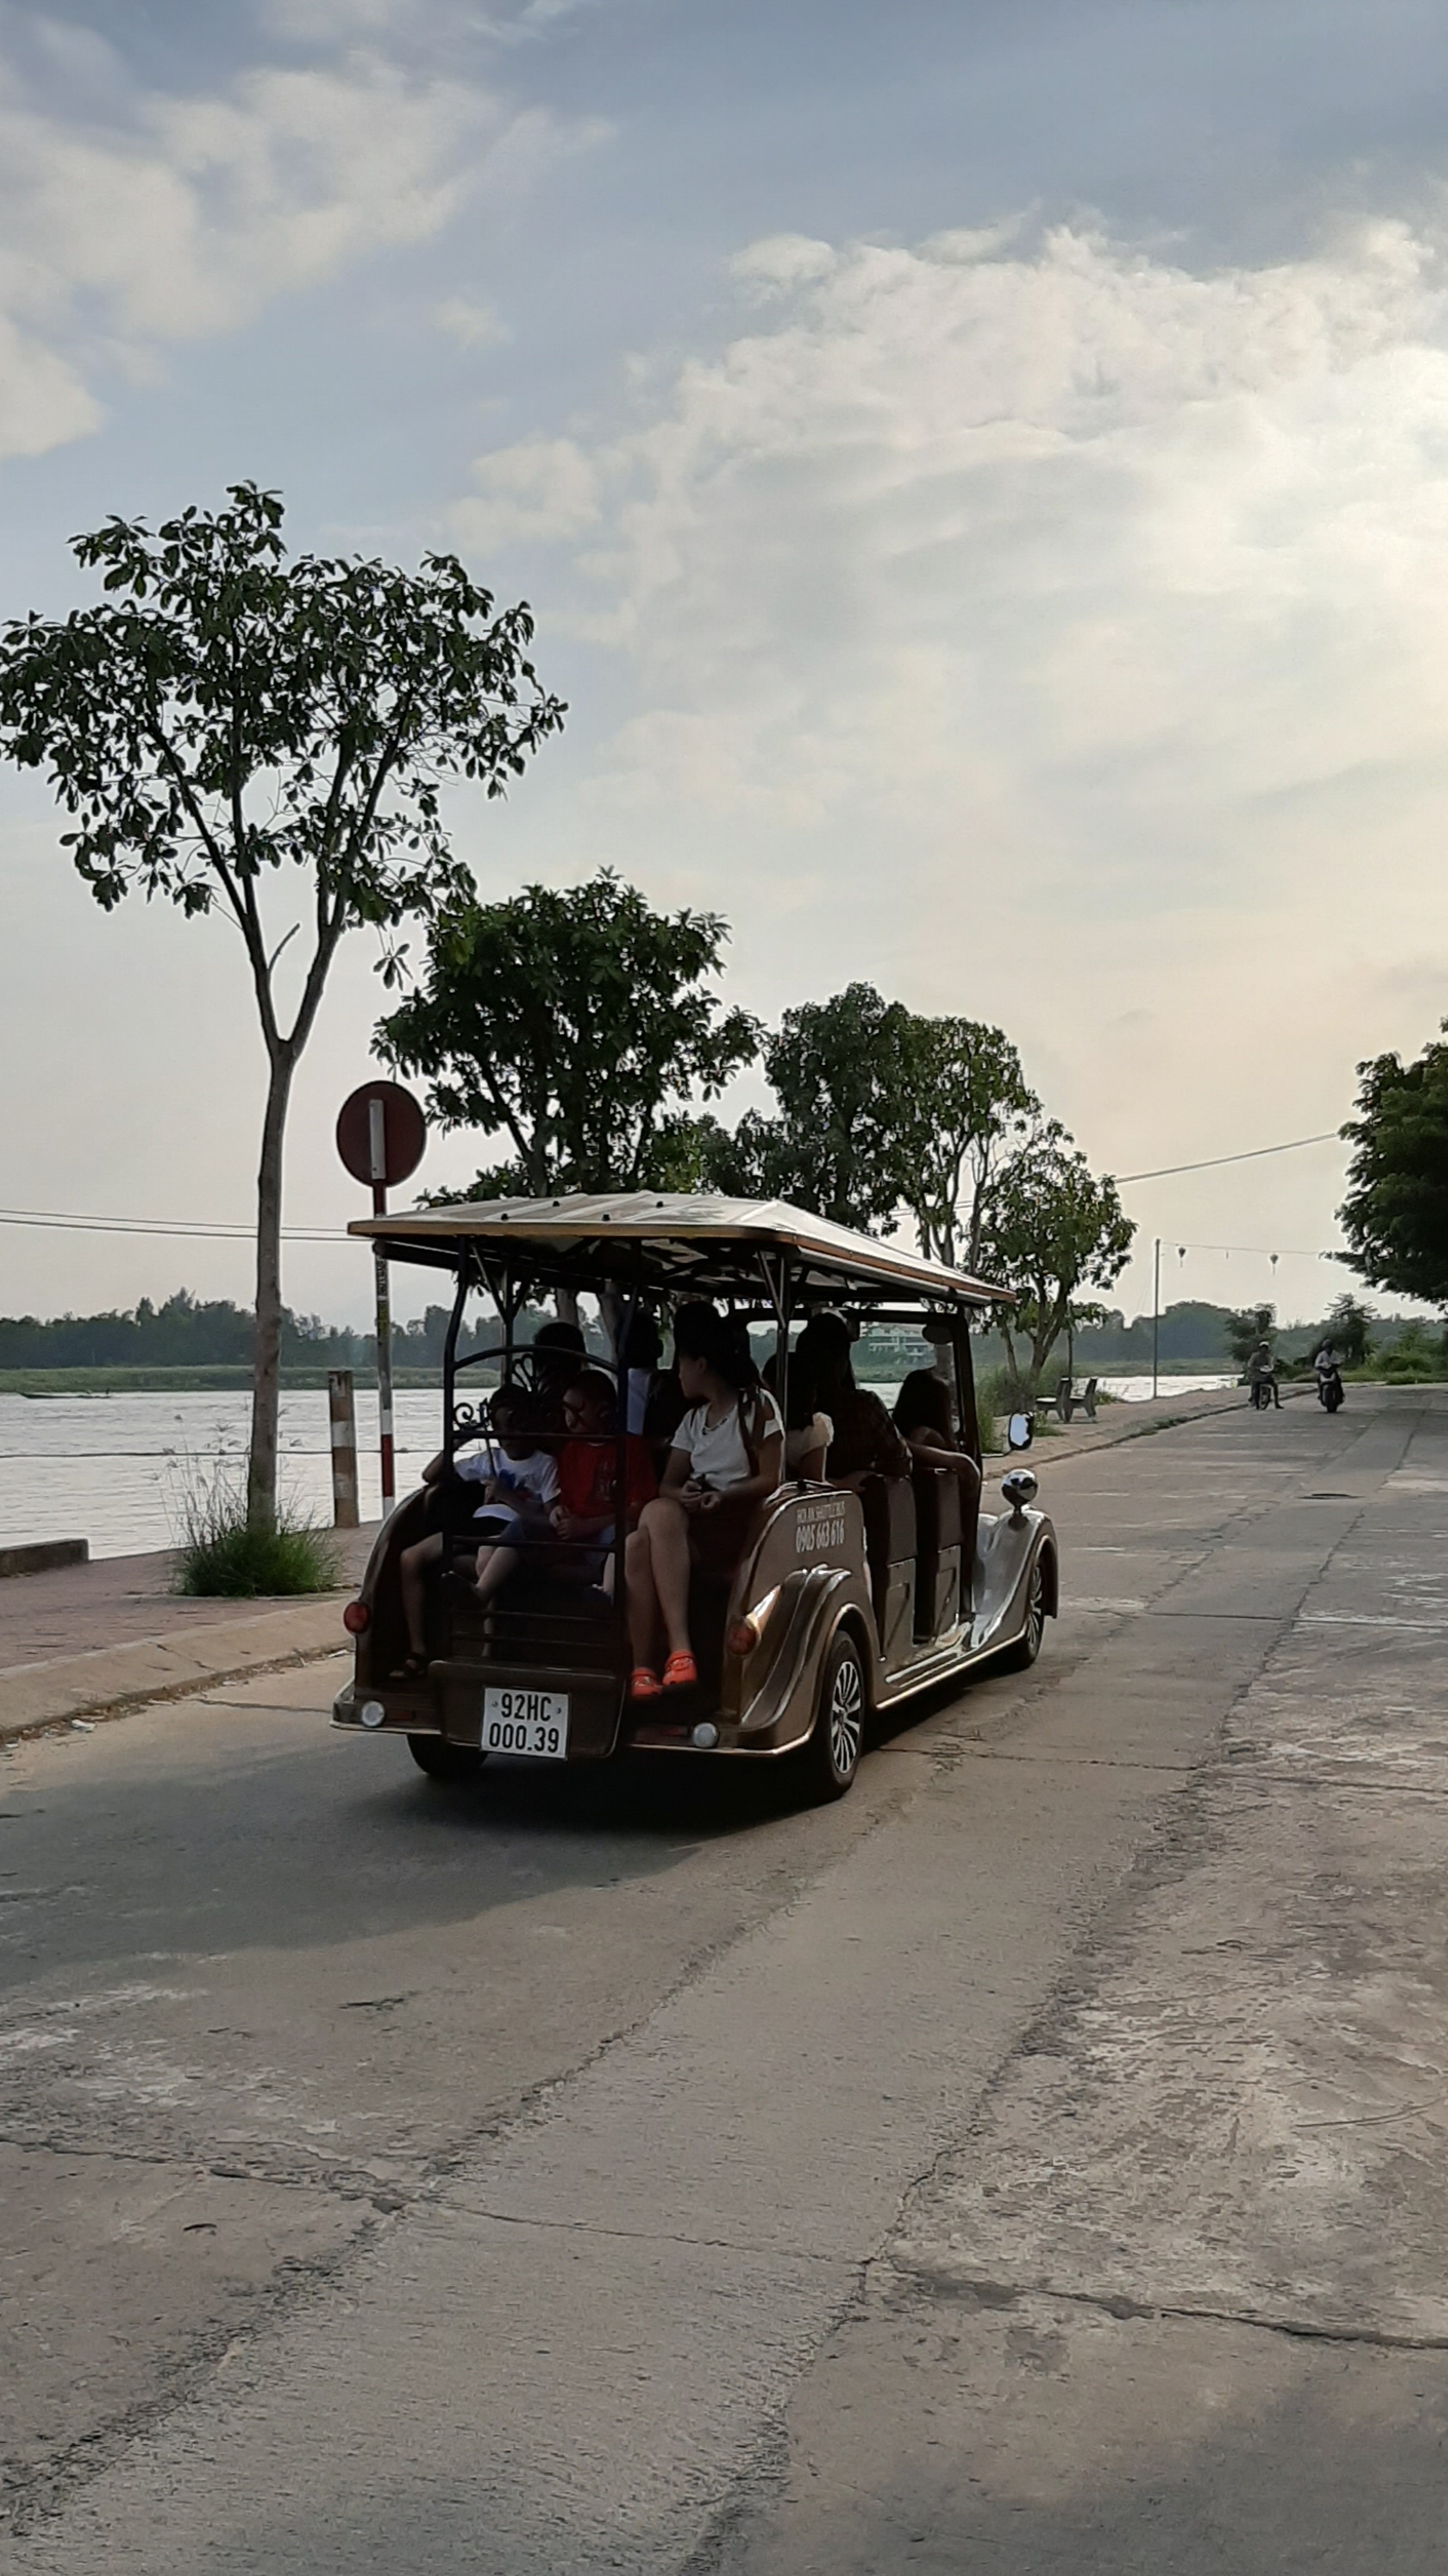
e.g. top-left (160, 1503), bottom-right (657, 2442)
top-left (332, 1193), bottom-right (1057, 1798)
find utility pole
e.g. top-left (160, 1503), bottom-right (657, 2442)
top-left (1152, 1236), bottom-right (1162, 1401)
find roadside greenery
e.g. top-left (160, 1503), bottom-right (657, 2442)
top-left (1340, 1027), bottom-right (1448, 1305)
top-left (172, 1467), bottom-right (339, 1598)
top-left (0, 484), bottom-right (562, 1534)
top-left (371, 902), bottom-right (1135, 1395)
top-left (379, 870), bottom-right (758, 1200)
top-left (1223, 1304), bottom-right (1277, 1369)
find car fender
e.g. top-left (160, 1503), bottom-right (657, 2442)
top-left (970, 1506), bottom-right (1057, 1654)
top-left (736, 1564), bottom-right (871, 1750)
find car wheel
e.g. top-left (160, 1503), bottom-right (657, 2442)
top-left (408, 1734), bottom-right (487, 1783)
top-left (1000, 1555), bottom-right (1048, 1672)
top-left (799, 1629), bottom-right (867, 1802)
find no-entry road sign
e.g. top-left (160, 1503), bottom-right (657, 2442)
top-left (336, 1081), bottom-right (426, 1190)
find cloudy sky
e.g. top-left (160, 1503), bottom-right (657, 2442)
top-left (3, 0), bottom-right (1447, 1330)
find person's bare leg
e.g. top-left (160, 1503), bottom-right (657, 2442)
top-left (399, 1532), bottom-right (443, 1658)
top-left (626, 1527), bottom-right (659, 1669)
top-left (642, 1498), bottom-right (692, 1658)
top-left (472, 1543), bottom-right (519, 1603)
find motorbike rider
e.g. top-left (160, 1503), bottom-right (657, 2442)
top-left (1314, 1339), bottom-right (1344, 1405)
top-left (1247, 1340), bottom-right (1281, 1408)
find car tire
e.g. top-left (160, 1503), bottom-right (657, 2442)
top-left (999, 1554), bottom-right (1048, 1672)
top-left (799, 1628), bottom-right (867, 1802)
top-left (408, 1734), bottom-right (488, 1783)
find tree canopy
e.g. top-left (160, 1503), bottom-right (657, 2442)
top-left (981, 1131), bottom-right (1135, 1393)
top-left (1339, 1028), bottom-right (1448, 1307)
top-left (378, 870), bottom-right (760, 1200)
top-left (1222, 1304), bottom-right (1277, 1369)
top-left (695, 984), bottom-right (918, 1231)
top-left (896, 1015), bottom-right (1038, 1270)
top-left (0, 483), bottom-right (563, 1523)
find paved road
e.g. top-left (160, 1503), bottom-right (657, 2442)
top-left (3, 1391), bottom-right (1446, 2570)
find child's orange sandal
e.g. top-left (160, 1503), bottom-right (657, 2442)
top-left (662, 1651), bottom-right (699, 1691)
top-left (629, 1667), bottom-right (663, 1702)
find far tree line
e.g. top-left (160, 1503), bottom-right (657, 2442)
top-left (2, 1290), bottom-right (1420, 1383)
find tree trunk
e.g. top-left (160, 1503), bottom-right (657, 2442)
top-left (247, 1049), bottom-right (295, 1532)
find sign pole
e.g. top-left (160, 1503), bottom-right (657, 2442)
top-left (1151, 1236), bottom-right (1162, 1401)
top-left (368, 1097), bottom-right (396, 1517)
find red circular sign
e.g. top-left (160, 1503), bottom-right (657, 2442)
top-left (336, 1081), bottom-right (427, 1189)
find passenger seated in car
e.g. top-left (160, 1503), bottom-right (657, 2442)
top-left (626, 1306), bottom-right (783, 1700)
top-left (796, 1311), bottom-right (911, 1487)
top-left (765, 1347), bottom-right (832, 1482)
top-left (552, 1368), bottom-right (657, 1592)
top-left (530, 1317), bottom-right (588, 1434)
top-left (393, 1386), bottom-right (558, 1677)
top-left (893, 1368), bottom-right (980, 1487)
top-left (620, 1308), bottom-right (663, 1435)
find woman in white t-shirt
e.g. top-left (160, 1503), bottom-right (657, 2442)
top-left (625, 1305), bottom-right (783, 1701)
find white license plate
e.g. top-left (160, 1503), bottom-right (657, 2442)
top-left (481, 1687), bottom-right (569, 1759)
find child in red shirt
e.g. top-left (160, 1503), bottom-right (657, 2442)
top-left (553, 1369), bottom-right (656, 1586)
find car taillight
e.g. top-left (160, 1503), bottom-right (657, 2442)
top-left (343, 1599), bottom-right (370, 1635)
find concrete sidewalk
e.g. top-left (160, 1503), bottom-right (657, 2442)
top-left (995, 1378), bottom-right (1292, 1466)
top-left (0, 1527), bottom-right (376, 1742)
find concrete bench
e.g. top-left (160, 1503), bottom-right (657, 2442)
top-left (1037, 1375), bottom-right (1098, 1424)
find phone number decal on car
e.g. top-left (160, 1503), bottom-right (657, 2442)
top-left (481, 1688), bottom-right (569, 1758)
top-left (796, 1503), bottom-right (847, 1556)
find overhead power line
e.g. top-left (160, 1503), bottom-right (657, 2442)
top-left (0, 1206), bottom-right (346, 1243)
top-left (1117, 1131), bottom-right (1340, 1185)
top-left (1164, 1240), bottom-right (1349, 1261)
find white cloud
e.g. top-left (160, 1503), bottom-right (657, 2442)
top-left (451, 433), bottom-right (602, 546)
top-left (453, 213), bottom-right (1448, 1257)
top-left (0, 39), bottom-right (557, 462)
top-left (0, 308), bottom-right (100, 458)
top-left (433, 293), bottom-right (508, 347)
top-left (526, 214), bottom-right (1448, 889)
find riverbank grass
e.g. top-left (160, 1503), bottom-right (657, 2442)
top-left (173, 1471), bottom-right (340, 1599)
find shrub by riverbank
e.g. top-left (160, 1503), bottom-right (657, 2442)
top-left (172, 1475), bottom-right (340, 1598)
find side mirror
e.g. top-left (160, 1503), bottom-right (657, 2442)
top-left (1006, 1411), bottom-right (1033, 1451)
top-left (1001, 1468), bottom-right (1039, 1525)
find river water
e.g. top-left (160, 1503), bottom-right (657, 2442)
top-left (0, 1375), bottom-right (1238, 1561)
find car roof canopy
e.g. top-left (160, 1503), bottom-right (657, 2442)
top-left (349, 1190), bottom-right (1010, 1312)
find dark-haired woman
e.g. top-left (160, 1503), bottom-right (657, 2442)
top-left (770, 1347), bottom-right (832, 1482)
top-left (796, 1311), bottom-right (911, 1487)
top-left (893, 1367), bottom-right (981, 1491)
top-left (625, 1307), bottom-right (783, 1699)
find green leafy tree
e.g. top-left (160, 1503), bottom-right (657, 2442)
top-left (0, 484), bottom-right (562, 1526)
top-left (896, 1016), bottom-right (1039, 1270)
top-left (982, 1134), bottom-right (1135, 1394)
top-left (1339, 1029), bottom-right (1448, 1305)
top-left (1317, 1292), bottom-right (1374, 1371)
top-left (378, 870), bottom-right (760, 1201)
top-left (715, 983), bottom-right (917, 1231)
top-left (1223, 1304), bottom-right (1277, 1369)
